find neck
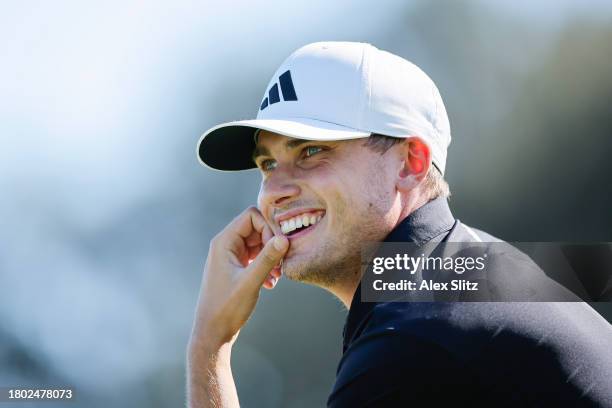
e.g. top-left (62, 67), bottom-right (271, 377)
top-left (330, 193), bottom-right (433, 309)
top-left (330, 277), bottom-right (362, 309)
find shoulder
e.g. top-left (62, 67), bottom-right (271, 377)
top-left (333, 297), bottom-right (612, 406)
top-left (366, 301), bottom-right (612, 358)
top-left (354, 301), bottom-right (612, 403)
top-left (447, 220), bottom-right (503, 243)
top-left (437, 222), bottom-right (582, 301)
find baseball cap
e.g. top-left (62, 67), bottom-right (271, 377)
top-left (197, 41), bottom-right (451, 174)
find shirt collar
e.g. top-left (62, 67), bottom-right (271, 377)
top-left (342, 197), bottom-right (456, 350)
top-left (384, 196), bottom-right (455, 244)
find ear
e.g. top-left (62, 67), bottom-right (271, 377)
top-left (396, 137), bottom-right (431, 192)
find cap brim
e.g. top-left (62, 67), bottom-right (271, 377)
top-left (197, 117), bottom-right (371, 171)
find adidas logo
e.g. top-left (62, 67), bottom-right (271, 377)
top-left (260, 70), bottom-right (298, 111)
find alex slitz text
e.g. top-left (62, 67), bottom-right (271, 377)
top-left (372, 279), bottom-right (479, 292)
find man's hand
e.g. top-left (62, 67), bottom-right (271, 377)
top-left (191, 206), bottom-right (288, 347)
top-left (187, 207), bottom-right (289, 407)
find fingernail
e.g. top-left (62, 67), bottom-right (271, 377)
top-left (273, 236), bottom-right (287, 251)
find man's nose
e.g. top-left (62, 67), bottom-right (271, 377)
top-left (261, 170), bottom-right (301, 207)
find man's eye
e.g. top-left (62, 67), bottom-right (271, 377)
top-left (260, 159), bottom-right (277, 171)
top-left (304, 146), bottom-right (324, 158)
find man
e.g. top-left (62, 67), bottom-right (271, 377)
top-left (188, 42), bottom-right (612, 407)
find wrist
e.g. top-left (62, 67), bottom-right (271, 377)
top-left (188, 335), bottom-right (232, 361)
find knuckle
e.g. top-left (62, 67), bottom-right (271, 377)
top-left (208, 232), bottom-right (227, 253)
top-left (245, 206), bottom-right (259, 215)
top-left (260, 249), bottom-right (277, 266)
top-left (250, 207), bottom-right (265, 220)
top-left (209, 233), bottom-right (222, 248)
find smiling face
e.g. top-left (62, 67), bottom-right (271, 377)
top-left (254, 131), bottom-right (404, 289)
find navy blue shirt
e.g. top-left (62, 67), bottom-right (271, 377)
top-left (327, 198), bottom-right (612, 407)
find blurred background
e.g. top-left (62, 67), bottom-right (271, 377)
top-left (1, 0), bottom-right (611, 406)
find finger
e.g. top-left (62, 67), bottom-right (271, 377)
top-left (270, 265), bottom-right (282, 279)
top-left (259, 265), bottom-right (282, 288)
top-left (264, 267), bottom-right (281, 283)
top-left (247, 244), bottom-right (263, 262)
top-left (231, 207), bottom-right (269, 239)
top-left (262, 275), bottom-right (277, 290)
top-left (225, 208), bottom-right (274, 260)
top-left (245, 222), bottom-right (273, 247)
top-left (245, 235), bottom-right (289, 287)
top-left (261, 225), bottom-right (275, 244)
top-left (262, 272), bottom-right (281, 290)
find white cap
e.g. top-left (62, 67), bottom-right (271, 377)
top-left (198, 41), bottom-right (451, 174)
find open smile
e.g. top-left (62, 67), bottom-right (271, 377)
top-left (276, 210), bottom-right (326, 239)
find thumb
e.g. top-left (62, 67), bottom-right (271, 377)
top-left (246, 235), bottom-right (289, 286)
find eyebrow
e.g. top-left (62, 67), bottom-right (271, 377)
top-left (252, 145), bottom-right (270, 163)
top-left (252, 138), bottom-right (312, 163)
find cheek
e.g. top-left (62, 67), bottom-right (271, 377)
top-left (336, 158), bottom-right (395, 216)
top-left (256, 185), bottom-right (265, 210)
top-left (256, 184), bottom-right (273, 223)
top-left (293, 165), bottom-right (347, 218)
top-left (306, 164), bottom-right (364, 219)
top-left (301, 166), bottom-right (339, 207)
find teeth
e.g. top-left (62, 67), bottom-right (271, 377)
top-left (279, 212), bottom-right (323, 234)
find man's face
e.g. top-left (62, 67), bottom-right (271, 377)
top-left (255, 131), bottom-right (402, 287)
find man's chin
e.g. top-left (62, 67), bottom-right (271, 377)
top-left (280, 258), bottom-right (311, 282)
top-left (280, 253), bottom-right (341, 287)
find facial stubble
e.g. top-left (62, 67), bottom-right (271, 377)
top-left (282, 168), bottom-right (394, 289)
